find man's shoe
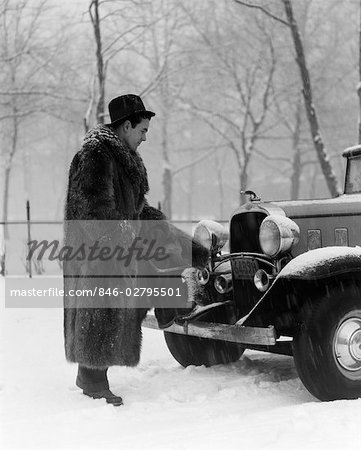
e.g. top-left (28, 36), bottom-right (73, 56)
top-left (83, 389), bottom-right (123, 406)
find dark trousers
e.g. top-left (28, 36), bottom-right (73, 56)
top-left (76, 365), bottom-right (109, 392)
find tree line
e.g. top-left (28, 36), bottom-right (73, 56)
top-left (1, 0), bottom-right (360, 228)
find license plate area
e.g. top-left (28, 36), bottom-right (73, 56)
top-left (232, 257), bottom-right (259, 280)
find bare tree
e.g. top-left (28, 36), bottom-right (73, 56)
top-left (103, 0), bottom-right (199, 218)
top-left (88, 0), bottom-right (105, 127)
top-left (140, 0), bottom-right (175, 218)
top-left (0, 0), bottom-right (56, 236)
top-left (358, 0), bottom-right (361, 143)
top-left (0, 0), bottom-right (82, 230)
top-left (271, 87), bottom-right (304, 199)
top-left (288, 98), bottom-right (302, 200)
top-left (137, 0), bottom-right (188, 218)
top-left (84, 0), bottom-right (160, 131)
top-left (234, 0), bottom-right (341, 197)
top-left (83, 0), bottom-right (191, 218)
top-left (214, 145), bottom-right (228, 219)
top-left (180, 2), bottom-right (277, 204)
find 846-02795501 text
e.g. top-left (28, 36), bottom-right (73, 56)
top-left (93, 287), bottom-right (182, 297)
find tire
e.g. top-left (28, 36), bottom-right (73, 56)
top-left (164, 332), bottom-right (244, 367)
top-left (292, 284), bottom-right (361, 401)
top-left (164, 308), bottom-right (245, 367)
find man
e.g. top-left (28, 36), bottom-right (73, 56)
top-left (63, 94), bottom-right (208, 406)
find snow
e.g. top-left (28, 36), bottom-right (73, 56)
top-left (1, 277), bottom-right (360, 449)
top-left (279, 246), bottom-right (361, 277)
top-left (344, 143), bottom-right (361, 153)
top-left (277, 193), bottom-right (361, 208)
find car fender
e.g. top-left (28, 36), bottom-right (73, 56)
top-left (242, 246), bottom-right (361, 330)
top-left (277, 246), bottom-right (361, 280)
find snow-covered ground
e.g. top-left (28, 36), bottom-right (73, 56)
top-left (1, 277), bottom-right (360, 450)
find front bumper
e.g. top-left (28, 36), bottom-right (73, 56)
top-left (143, 313), bottom-right (277, 346)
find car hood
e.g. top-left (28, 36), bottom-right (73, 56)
top-left (273, 193), bottom-right (361, 218)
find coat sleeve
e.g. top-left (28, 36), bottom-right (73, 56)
top-left (139, 201), bottom-right (209, 269)
top-left (139, 201), bottom-right (167, 221)
top-left (168, 224), bottom-right (210, 269)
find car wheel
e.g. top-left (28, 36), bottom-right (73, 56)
top-left (292, 284), bottom-right (361, 401)
top-left (164, 332), bottom-right (245, 367)
top-left (163, 307), bottom-right (245, 367)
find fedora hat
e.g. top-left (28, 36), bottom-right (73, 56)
top-left (106, 94), bottom-right (155, 126)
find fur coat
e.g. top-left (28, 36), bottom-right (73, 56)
top-left (63, 125), bottom-right (208, 369)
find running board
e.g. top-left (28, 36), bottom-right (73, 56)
top-left (143, 314), bottom-right (277, 346)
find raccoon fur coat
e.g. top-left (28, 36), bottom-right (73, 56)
top-left (63, 125), bottom-right (208, 369)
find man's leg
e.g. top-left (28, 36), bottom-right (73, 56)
top-left (76, 365), bottom-right (109, 392)
top-left (76, 365), bottom-right (123, 406)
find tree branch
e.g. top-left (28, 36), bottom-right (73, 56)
top-left (173, 148), bottom-right (216, 175)
top-left (233, 0), bottom-right (289, 26)
top-left (0, 90), bottom-right (86, 102)
top-left (0, 109), bottom-right (41, 121)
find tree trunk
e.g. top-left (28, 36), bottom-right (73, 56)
top-left (282, 0), bottom-right (341, 197)
top-left (162, 167), bottom-right (172, 219)
top-left (240, 138), bottom-right (254, 204)
top-left (290, 147), bottom-right (301, 200)
top-left (357, 0), bottom-right (361, 144)
top-left (290, 98), bottom-right (302, 199)
top-left (215, 152), bottom-right (224, 219)
top-left (188, 154), bottom-right (194, 220)
top-left (2, 102), bottom-right (19, 239)
top-left (240, 162), bottom-right (248, 204)
top-left (90, 0), bottom-right (105, 124)
top-left (3, 166), bottom-right (11, 239)
top-left (0, 224), bottom-right (5, 276)
top-left (309, 164), bottom-right (318, 198)
top-left (161, 116), bottom-right (172, 218)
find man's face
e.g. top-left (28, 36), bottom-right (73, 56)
top-left (124, 118), bottom-right (150, 151)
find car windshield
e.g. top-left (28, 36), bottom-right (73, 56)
top-left (345, 156), bottom-right (361, 194)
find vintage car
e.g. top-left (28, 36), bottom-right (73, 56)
top-left (143, 145), bottom-right (361, 402)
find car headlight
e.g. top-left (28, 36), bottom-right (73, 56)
top-left (259, 215), bottom-right (299, 258)
top-left (214, 273), bottom-right (233, 293)
top-left (194, 220), bottom-right (229, 253)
